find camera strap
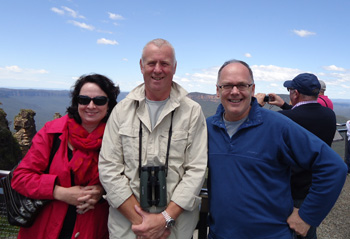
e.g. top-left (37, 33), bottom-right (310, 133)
top-left (139, 110), bottom-right (175, 177)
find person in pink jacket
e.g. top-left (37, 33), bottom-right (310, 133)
top-left (317, 80), bottom-right (333, 110)
top-left (11, 74), bottom-right (120, 239)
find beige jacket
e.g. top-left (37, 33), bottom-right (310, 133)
top-left (99, 82), bottom-right (208, 239)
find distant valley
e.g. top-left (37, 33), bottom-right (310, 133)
top-left (1, 88), bottom-right (349, 131)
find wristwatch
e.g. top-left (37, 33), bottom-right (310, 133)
top-left (162, 210), bottom-right (176, 228)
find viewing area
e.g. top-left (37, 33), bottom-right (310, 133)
top-left (0, 123), bottom-right (348, 239)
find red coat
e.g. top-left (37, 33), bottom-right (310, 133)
top-left (12, 115), bottom-right (109, 239)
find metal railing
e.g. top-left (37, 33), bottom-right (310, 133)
top-left (0, 170), bottom-right (18, 239)
top-left (336, 123), bottom-right (349, 160)
top-left (0, 125), bottom-right (348, 239)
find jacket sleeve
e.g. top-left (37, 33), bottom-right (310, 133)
top-left (11, 124), bottom-right (58, 200)
top-left (281, 123), bottom-right (347, 226)
top-left (170, 104), bottom-right (208, 211)
top-left (98, 105), bottom-right (133, 209)
top-left (281, 102), bottom-right (293, 110)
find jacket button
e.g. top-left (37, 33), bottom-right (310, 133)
top-left (75, 232), bottom-right (80, 238)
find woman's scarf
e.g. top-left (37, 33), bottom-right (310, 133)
top-left (67, 118), bottom-right (106, 185)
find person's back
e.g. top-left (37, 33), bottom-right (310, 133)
top-left (317, 95), bottom-right (333, 110)
top-left (279, 103), bottom-right (336, 146)
top-left (317, 80), bottom-right (333, 110)
top-left (280, 103), bottom-right (336, 200)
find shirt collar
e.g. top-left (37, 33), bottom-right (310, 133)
top-left (292, 100), bottom-right (318, 110)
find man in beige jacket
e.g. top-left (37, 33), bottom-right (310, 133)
top-left (99, 38), bottom-right (208, 239)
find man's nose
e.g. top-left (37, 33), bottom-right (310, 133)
top-left (154, 63), bottom-right (162, 73)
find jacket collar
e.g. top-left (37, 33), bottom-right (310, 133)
top-left (46, 114), bottom-right (69, 133)
top-left (126, 82), bottom-right (188, 130)
top-left (127, 81), bottom-right (187, 101)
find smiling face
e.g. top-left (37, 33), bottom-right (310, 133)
top-left (216, 62), bottom-right (255, 122)
top-left (78, 82), bottom-right (108, 132)
top-left (140, 43), bottom-right (177, 101)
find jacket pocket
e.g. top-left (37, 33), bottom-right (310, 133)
top-left (160, 130), bottom-right (188, 159)
top-left (119, 127), bottom-right (139, 161)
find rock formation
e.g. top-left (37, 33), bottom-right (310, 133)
top-left (13, 109), bottom-right (37, 158)
top-left (53, 112), bottom-right (62, 119)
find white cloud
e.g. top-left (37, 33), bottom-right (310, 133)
top-left (251, 65), bottom-right (301, 83)
top-left (293, 29), bottom-right (316, 37)
top-left (340, 84), bottom-right (350, 89)
top-left (68, 20), bottom-right (95, 30)
top-left (0, 65), bottom-right (48, 74)
top-left (97, 38), bottom-right (119, 45)
top-left (177, 64), bottom-right (305, 94)
top-left (323, 65), bottom-right (346, 72)
top-left (108, 12), bottom-right (125, 20)
top-left (180, 77), bottom-right (190, 82)
top-left (245, 53), bottom-right (252, 58)
top-left (0, 65), bottom-right (73, 89)
top-left (190, 68), bottom-right (218, 84)
top-left (51, 6), bottom-right (85, 19)
top-left (62, 6), bottom-right (85, 19)
top-left (122, 58), bottom-right (128, 61)
top-left (5, 65), bottom-right (23, 72)
top-left (30, 69), bottom-right (49, 74)
top-left (51, 7), bottom-right (64, 15)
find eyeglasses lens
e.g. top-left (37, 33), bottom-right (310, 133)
top-left (77, 95), bottom-right (108, 105)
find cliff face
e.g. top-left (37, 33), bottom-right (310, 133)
top-left (187, 92), bottom-right (220, 103)
top-left (0, 88), bottom-right (70, 97)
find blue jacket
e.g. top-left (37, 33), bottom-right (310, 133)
top-left (207, 98), bottom-right (347, 239)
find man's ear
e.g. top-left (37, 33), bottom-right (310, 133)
top-left (216, 85), bottom-right (220, 98)
top-left (140, 59), bottom-right (144, 74)
top-left (294, 89), bottom-right (300, 97)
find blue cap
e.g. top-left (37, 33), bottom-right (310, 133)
top-left (283, 73), bottom-right (320, 96)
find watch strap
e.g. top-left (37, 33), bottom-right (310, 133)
top-left (162, 210), bottom-right (175, 228)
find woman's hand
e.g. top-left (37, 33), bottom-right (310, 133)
top-left (76, 185), bottom-right (105, 214)
top-left (53, 184), bottom-right (105, 214)
top-left (53, 185), bottom-right (86, 206)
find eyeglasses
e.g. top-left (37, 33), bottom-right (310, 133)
top-left (77, 95), bottom-right (109, 106)
top-left (217, 84), bottom-right (253, 92)
top-left (287, 88), bottom-right (295, 92)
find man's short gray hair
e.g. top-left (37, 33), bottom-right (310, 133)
top-left (141, 38), bottom-right (176, 66)
top-left (217, 59), bottom-right (254, 84)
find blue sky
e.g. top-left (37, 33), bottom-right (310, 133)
top-left (1, 0), bottom-right (350, 99)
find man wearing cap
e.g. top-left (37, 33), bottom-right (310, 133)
top-left (257, 73), bottom-right (337, 239)
top-left (317, 80), bottom-right (334, 110)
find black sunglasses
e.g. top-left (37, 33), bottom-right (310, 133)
top-left (77, 95), bottom-right (109, 106)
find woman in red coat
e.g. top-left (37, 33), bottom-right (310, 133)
top-left (12, 74), bottom-right (120, 239)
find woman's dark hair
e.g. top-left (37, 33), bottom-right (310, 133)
top-left (67, 74), bottom-right (120, 124)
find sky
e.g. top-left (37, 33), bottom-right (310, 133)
top-left (1, 0), bottom-right (350, 99)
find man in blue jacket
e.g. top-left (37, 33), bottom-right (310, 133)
top-left (207, 59), bottom-right (347, 239)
